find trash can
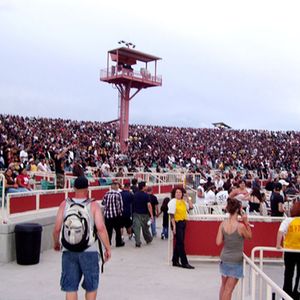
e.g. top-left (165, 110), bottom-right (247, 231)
top-left (15, 223), bottom-right (43, 265)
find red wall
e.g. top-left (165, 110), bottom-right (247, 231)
top-left (40, 193), bottom-right (65, 209)
top-left (185, 220), bottom-right (282, 258)
top-left (10, 196), bottom-right (36, 214)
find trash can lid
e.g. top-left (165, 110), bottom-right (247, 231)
top-left (15, 223), bottom-right (43, 233)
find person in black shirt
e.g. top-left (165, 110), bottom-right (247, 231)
top-left (54, 147), bottom-right (68, 189)
top-left (146, 186), bottom-right (159, 237)
top-left (270, 182), bottom-right (285, 217)
top-left (120, 182), bottom-right (134, 239)
top-left (132, 181), bottom-right (153, 247)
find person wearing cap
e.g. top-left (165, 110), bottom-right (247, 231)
top-left (279, 179), bottom-right (289, 202)
top-left (102, 181), bottom-right (125, 247)
top-left (195, 178), bottom-right (206, 205)
top-left (53, 176), bottom-right (111, 300)
top-left (270, 182), bottom-right (285, 217)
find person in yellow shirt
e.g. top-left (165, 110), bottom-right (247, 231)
top-left (168, 187), bottom-right (194, 269)
top-left (28, 158), bottom-right (38, 172)
top-left (276, 201), bottom-right (300, 299)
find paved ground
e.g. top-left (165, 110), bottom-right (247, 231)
top-left (0, 217), bottom-right (285, 300)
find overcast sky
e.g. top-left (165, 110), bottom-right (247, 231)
top-left (1, 0), bottom-right (300, 131)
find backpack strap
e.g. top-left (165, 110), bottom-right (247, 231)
top-left (90, 198), bottom-right (105, 273)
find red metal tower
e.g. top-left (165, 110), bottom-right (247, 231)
top-left (100, 45), bottom-right (162, 152)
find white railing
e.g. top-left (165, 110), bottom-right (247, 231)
top-left (250, 246), bottom-right (300, 300)
top-left (242, 253), bottom-right (293, 300)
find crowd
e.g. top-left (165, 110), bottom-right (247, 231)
top-left (1, 114), bottom-right (300, 178)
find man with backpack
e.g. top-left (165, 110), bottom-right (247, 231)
top-left (53, 176), bottom-right (111, 300)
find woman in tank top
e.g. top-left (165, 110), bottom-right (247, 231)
top-left (216, 198), bottom-right (252, 300)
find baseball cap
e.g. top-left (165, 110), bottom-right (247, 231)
top-left (74, 176), bottom-right (89, 189)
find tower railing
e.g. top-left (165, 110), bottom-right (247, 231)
top-left (100, 68), bottom-right (162, 85)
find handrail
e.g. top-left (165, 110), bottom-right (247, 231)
top-left (250, 247), bottom-right (300, 300)
top-left (0, 173), bottom-right (5, 222)
top-left (242, 253), bottom-right (293, 300)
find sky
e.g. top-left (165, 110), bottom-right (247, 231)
top-left (1, 0), bottom-right (300, 131)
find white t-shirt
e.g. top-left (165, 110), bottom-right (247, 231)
top-left (216, 190), bottom-right (228, 204)
top-left (204, 190), bottom-right (216, 205)
top-left (167, 198), bottom-right (189, 214)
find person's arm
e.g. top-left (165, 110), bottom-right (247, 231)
top-left (155, 204), bottom-right (159, 217)
top-left (53, 201), bottom-right (66, 251)
top-left (93, 202), bottom-right (111, 262)
top-left (170, 214), bottom-right (176, 235)
top-left (278, 202), bottom-right (285, 213)
top-left (276, 231), bottom-right (284, 249)
top-left (216, 222), bottom-right (224, 246)
top-left (147, 202), bottom-right (154, 219)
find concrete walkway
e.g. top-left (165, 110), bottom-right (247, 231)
top-left (0, 220), bottom-right (285, 300)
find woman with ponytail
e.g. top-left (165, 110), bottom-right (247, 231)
top-left (216, 198), bottom-right (252, 300)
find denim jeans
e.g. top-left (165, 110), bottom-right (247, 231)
top-left (150, 217), bottom-right (157, 237)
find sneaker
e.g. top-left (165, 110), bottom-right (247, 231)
top-left (116, 242), bottom-right (125, 247)
top-left (161, 234), bottom-right (165, 240)
top-left (135, 243), bottom-right (141, 248)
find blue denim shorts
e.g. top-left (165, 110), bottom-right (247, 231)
top-left (219, 261), bottom-right (243, 279)
top-left (61, 251), bottom-right (100, 292)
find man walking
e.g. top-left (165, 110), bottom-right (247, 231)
top-left (147, 186), bottom-right (159, 237)
top-left (102, 181), bottom-right (125, 247)
top-left (132, 181), bottom-right (153, 247)
top-left (120, 182), bottom-right (134, 239)
top-left (53, 176), bottom-right (111, 300)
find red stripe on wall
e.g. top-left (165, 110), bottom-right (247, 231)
top-left (40, 193), bottom-right (65, 209)
top-left (91, 189), bottom-right (109, 200)
top-left (10, 196), bottom-right (36, 214)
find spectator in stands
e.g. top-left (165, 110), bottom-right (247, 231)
top-left (205, 185), bottom-right (217, 205)
top-left (270, 182), bottom-right (285, 217)
top-left (132, 181), bottom-right (153, 247)
top-left (214, 173), bottom-right (224, 190)
top-left (249, 187), bottom-right (263, 214)
top-left (16, 166), bottom-right (31, 191)
top-left (276, 201), bottom-right (300, 299)
top-left (72, 160), bottom-right (85, 177)
top-left (27, 158), bottom-right (38, 172)
top-left (4, 168), bottom-right (19, 193)
top-left (54, 147), bottom-right (68, 189)
top-left (229, 180), bottom-right (250, 209)
top-left (37, 156), bottom-right (51, 172)
top-left (168, 187), bottom-right (194, 269)
top-left (216, 198), bottom-right (252, 300)
top-left (216, 187), bottom-right (229, 205)
top-left (195, 179), bottom-right (206, 204)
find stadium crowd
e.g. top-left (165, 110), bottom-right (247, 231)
top-left (1, 114), bottom-right (300, 178)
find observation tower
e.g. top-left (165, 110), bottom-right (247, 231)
top-left (100, 42), bottom-right (162, 152)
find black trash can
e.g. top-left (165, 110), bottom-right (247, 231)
top-left (15, 223), bottom-right (43, 265)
